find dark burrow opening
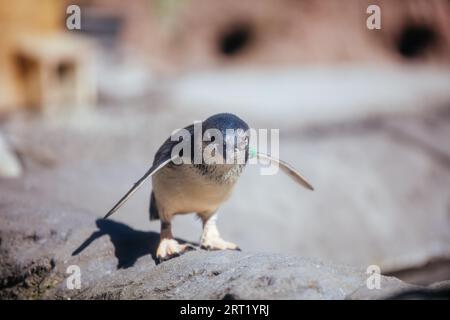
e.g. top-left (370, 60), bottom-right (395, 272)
top-left (396, 23), bottom-right (438, 58)
top-left (218, 22), bottom-right (254, 57)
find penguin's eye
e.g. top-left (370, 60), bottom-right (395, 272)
top-left (241, 136), bottom-right (249, 147)
top-left (237, 137), bottom-right (248, 150)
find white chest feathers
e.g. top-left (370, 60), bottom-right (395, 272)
top-left (152, 164), bottom-right (245, 217)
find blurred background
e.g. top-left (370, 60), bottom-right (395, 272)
top-left (0, 0), bottom-right (449, 288)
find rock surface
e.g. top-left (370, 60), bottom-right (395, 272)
top-left (0, 133), bottom-right (22, 178)
top-left (64, 251), bottom-right (417, 300)
top-left (0, 210), bottom-right (424, 300)
top-left (0, 185), bottom-right (445, 299)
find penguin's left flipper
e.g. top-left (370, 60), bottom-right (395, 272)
top-left (257, 152), bottom-right (314, 191)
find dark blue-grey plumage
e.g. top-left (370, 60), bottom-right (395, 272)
top-left (149, 113), bottom-right (250, 220)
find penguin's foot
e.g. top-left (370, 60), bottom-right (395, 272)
top-left (201, 237), bottom-right (241, 251)
top-left (156, 239), bottom-right (194, 263)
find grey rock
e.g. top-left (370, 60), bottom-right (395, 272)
top-left (0, 133), bottom-right (22, 178)
top-left (0, 198), bottom-right (431, 299)
top-left (62, 250), bottom-right (419, 300)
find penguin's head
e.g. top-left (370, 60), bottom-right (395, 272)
top-left (201, 113), bottom-right (250, 165)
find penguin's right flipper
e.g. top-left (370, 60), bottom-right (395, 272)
top-left (104, 158), bottom-right (173, 219)
top-left (105, 123), bottom-right (194, 219)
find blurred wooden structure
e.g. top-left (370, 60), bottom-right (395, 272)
top-left (0, 0), bottom-right (97, 113)
top-left (14, 34), bottom-right (96, 112)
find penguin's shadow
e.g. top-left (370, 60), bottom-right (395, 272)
top-left (71, 219), bottom-right (196, 269)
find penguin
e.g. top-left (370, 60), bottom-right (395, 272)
top-left (104, 113), bottom-right (313, 262)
